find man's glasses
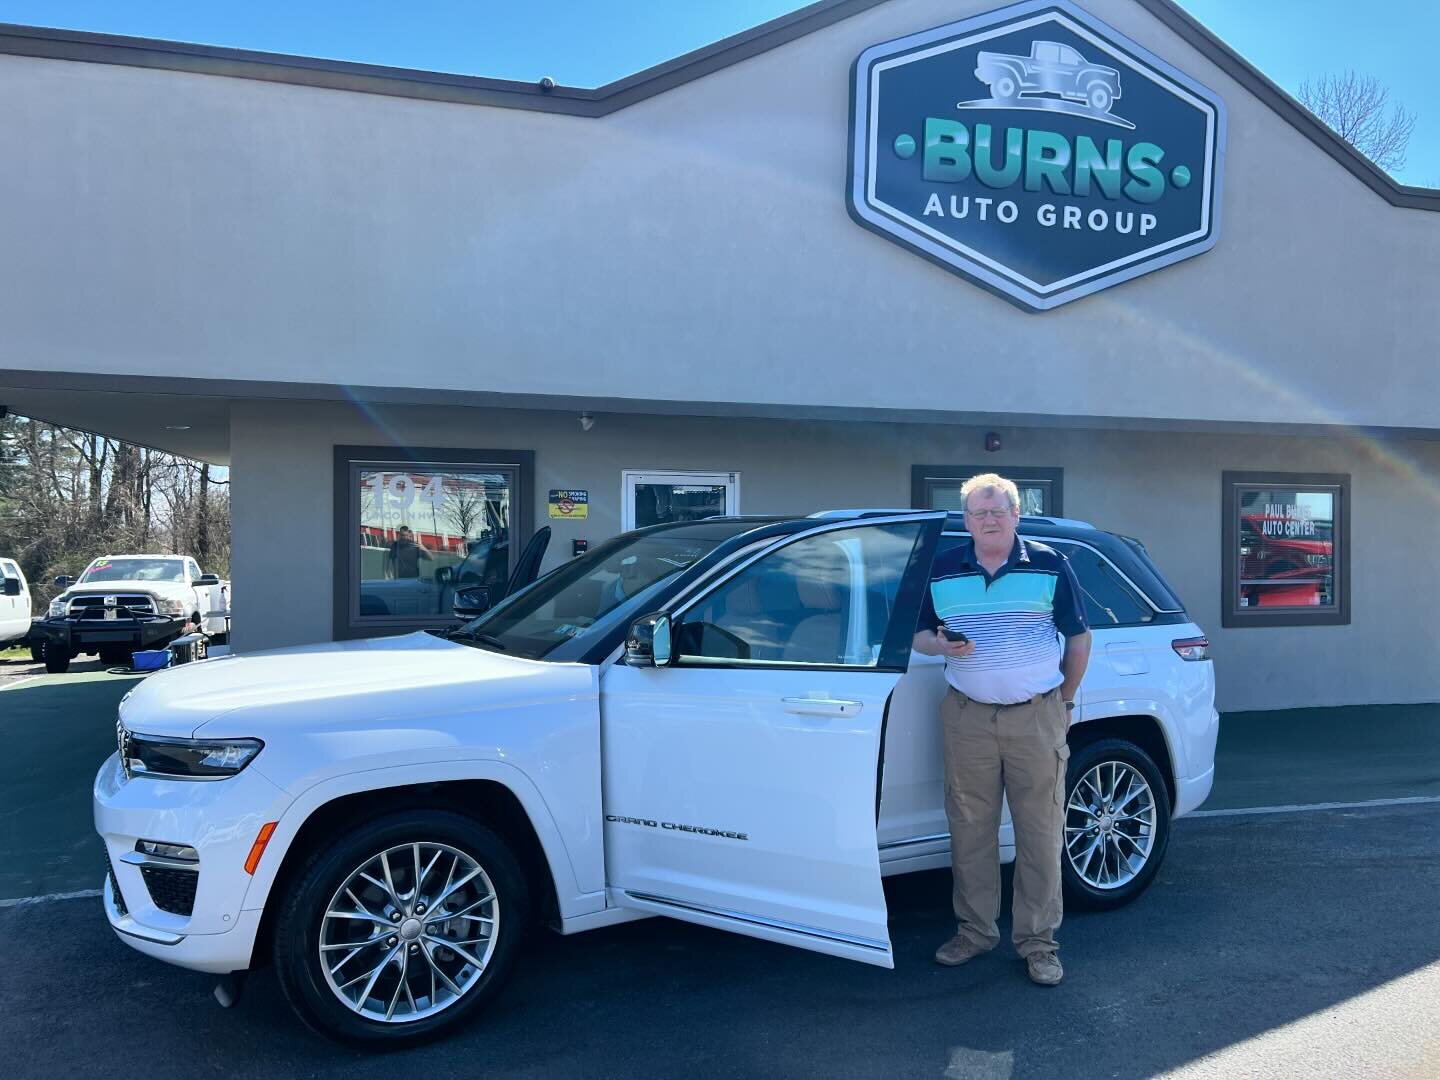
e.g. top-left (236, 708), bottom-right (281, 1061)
top-left (964, 508), bottom-right (1012, 520)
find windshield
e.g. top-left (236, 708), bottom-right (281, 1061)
top-left (79, 558), bottom-right (186, 584)
top-left (454, 521), bottom-right (767, 660)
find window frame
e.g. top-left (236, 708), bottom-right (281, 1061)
top-left (911, 465), bottom-right (1064, 516)
top-left (1221, 471), bottom-right (1350, 628)
top-left (333, 445), bottom-right (535, 640)
top-left (667, 517), bottom-right (941, 673)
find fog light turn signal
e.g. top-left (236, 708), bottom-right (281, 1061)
top-left (244, 822), bottom-right (279, 875)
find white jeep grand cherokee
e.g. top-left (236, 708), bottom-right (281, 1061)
top-left (96, 511), bottom-right (1217, 1044)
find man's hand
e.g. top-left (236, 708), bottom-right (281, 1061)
top-left (914, 627), bottom-right (976, 658)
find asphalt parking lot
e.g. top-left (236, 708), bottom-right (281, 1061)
top-left (1, 669), bottom-right (1437, 1078)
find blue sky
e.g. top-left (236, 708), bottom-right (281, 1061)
top-left (1, 0), bottom-right (1435, 184)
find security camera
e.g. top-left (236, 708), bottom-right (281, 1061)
top-left (579, 412), bottom-right (595, 432)
top-left (539, 76), bottom-right (556, 92)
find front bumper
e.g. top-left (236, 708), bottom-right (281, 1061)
top-left (40, 614), bottom-right (184, 654)
top-left (94, 753), bottom-right (291, 974)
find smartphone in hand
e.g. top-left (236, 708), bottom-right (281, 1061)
top-left (940, 626), bottom-right (970, 644)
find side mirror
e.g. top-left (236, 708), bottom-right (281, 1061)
top-left (452, 585), bottom-right (492, 620)
top-left (625, 612), bottom-right (673, 668)
top-left (195, 573), bottom-right (220, 586)
top-left (53, 575), bottom-right (74, 589)
top-left (2, 577), bottom-right (19, 597)
top-left (434, 566), bottom-right (455, 586)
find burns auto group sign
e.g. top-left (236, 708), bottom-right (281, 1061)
top-left (848, 0), bottom-right (1225, 310)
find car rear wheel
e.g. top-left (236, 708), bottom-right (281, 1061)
top-left (274, 810), bottom-right (529, 1046)
top-left (1060, 738), bottom-right (1170, 910)
top-left (1086, 83), bottom-right (1112, 111)
top-left (28, 640), bottom-right (44, 663)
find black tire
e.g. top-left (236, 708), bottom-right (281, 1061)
top-left (28, 640), bottom-right (45, 663)
top-left (1060, 737), bottom-right (1171, 911)
top-left (273, 809), bottom-right (530, 1046)
top-left (99, 647), bottom-right (131, 667)
top-left (44, 648), bottom-right (71, 674)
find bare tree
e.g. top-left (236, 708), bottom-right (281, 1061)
top-left (1298, 71), bottom-right (1416, 173)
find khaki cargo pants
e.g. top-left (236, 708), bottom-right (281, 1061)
top-left (942, 686), bottom-right (1069, 958)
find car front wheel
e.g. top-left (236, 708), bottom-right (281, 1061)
top-left (1060, 737), bottom-right (1170, 910)
top-left (43, 647), bottom-right (71, 674)
top-left (274, 810), bottom-right (529, 1045)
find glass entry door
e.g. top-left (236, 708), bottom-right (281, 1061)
top-left (622, 470), bottom-right (739, 531)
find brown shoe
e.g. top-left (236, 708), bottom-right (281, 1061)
top-left (1026, 950), bottom-right (1063, 986)
top-left (934, 933), bottom-right (991, 967)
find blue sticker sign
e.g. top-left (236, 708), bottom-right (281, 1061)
top-left (848, 0), bottom-right (1225, 310)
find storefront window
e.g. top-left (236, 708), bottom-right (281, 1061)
top-left (911, 466), bottom-right (1062, 516)
top-left (335, 448), bottom-right (533, 637)
top-left (1222, 472), bottom-right (1349, 628)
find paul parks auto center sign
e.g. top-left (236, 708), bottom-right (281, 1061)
top-left (848, 0), bottom-right (1225, 310)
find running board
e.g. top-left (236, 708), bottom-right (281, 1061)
top-left (621, 890), bottom-right (892, 965)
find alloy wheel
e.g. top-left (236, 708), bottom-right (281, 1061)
top-left (318, 842), bottom-right (499, 1023)
top-left (1064, 761), bottom-right (1157, 889)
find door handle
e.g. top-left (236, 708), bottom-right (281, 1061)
top-left (782, 697), bottom-right (864, 718)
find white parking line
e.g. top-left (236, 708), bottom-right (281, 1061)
top-left (0, 675), bottom-right (42, 692)
top-left (0, 888), bottom-right (102, 909)
top-left (1187, 795), bottom-right (1440, 818)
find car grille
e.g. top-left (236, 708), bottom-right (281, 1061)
top-left (70, 594), bottom-right (156, 616)
top-left (140, 866), bottom-right (198, 917)
top-left (105, 850), bottom-right (129, 917)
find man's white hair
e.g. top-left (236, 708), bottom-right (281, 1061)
top-left (960, 473), bottom-right (1022, 512)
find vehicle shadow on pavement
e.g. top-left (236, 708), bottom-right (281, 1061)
top-left (0, 672), bottom-right (143, 899)
top-left (7, 803), bottom-right (1438, 1080)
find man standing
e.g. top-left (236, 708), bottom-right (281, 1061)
top-left (387, 525), bottom-right (433, 579)
top-left (914, 473), bottom-right (1091, 986)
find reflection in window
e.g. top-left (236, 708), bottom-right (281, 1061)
top-left (676, 523), bottom-right (922, 666)
top-left (357, 468), bottom-right (514, 619)
top-left (1048, 543), bottom-right (1152, 626)
top-left (1236, 487), bottom-right (1336, 610)
top-left (633, 483), bottom-right (727, 527)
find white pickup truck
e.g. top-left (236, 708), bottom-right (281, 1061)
top-left (39, 554), bottom-right (230, 672)
top-left (0, 558), bottom-right (32, 648)
top-left (97, 512), bottom-right (1216, 1045)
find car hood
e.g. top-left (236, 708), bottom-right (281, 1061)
top-left (66, 579), bottom-right (190, 596)
top-left (118, 630), bottom-right (585, 739)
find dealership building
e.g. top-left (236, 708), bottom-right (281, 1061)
top-left (1, 0), bottom-right (1437, 712)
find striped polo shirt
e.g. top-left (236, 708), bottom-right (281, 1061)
top-left (916, 537), bottom-right (1088, 705)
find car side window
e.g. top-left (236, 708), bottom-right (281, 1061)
top-left (1035, 43), bottom-right (1060, 63)
top-left (187, 559), bottom-right (201, 581)
top-left (935, 535), bottom-right (1153, 627)
top-left (1047, 542), bottom-right (1153, 627)
top-left (1059, 45), bottom-right (1081, 65)
top-left (675, 523), bottom-right (925, 667)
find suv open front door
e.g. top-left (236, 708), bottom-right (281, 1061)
top-left (600, 514), bottom-right (943, 967)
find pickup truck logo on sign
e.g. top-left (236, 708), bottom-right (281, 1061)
top-left (848, 0), bottom-right (1225, 310)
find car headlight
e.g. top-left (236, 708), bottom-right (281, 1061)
top-left (48, 599), bottom-right (67, 617)
top-left (155, 598), bottom-right (186, 616)
top-left (124, 733), bottom-right (264, 780)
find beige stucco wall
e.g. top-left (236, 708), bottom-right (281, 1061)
top-left (0, 0), bottom-right (1437, 432)
top-left (230, 400), bottom-right (1440, 712)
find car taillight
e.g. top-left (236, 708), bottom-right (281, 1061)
top-left (1171, 636), bottom-right (1210, 661)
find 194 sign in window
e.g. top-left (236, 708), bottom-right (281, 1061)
top-left (358, 468), bottom-right (514, 621)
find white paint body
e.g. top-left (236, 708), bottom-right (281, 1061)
top-left (95, 518), bottom-right (1216, 976)
top-left (0, 558), bottom-right (31, 645)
